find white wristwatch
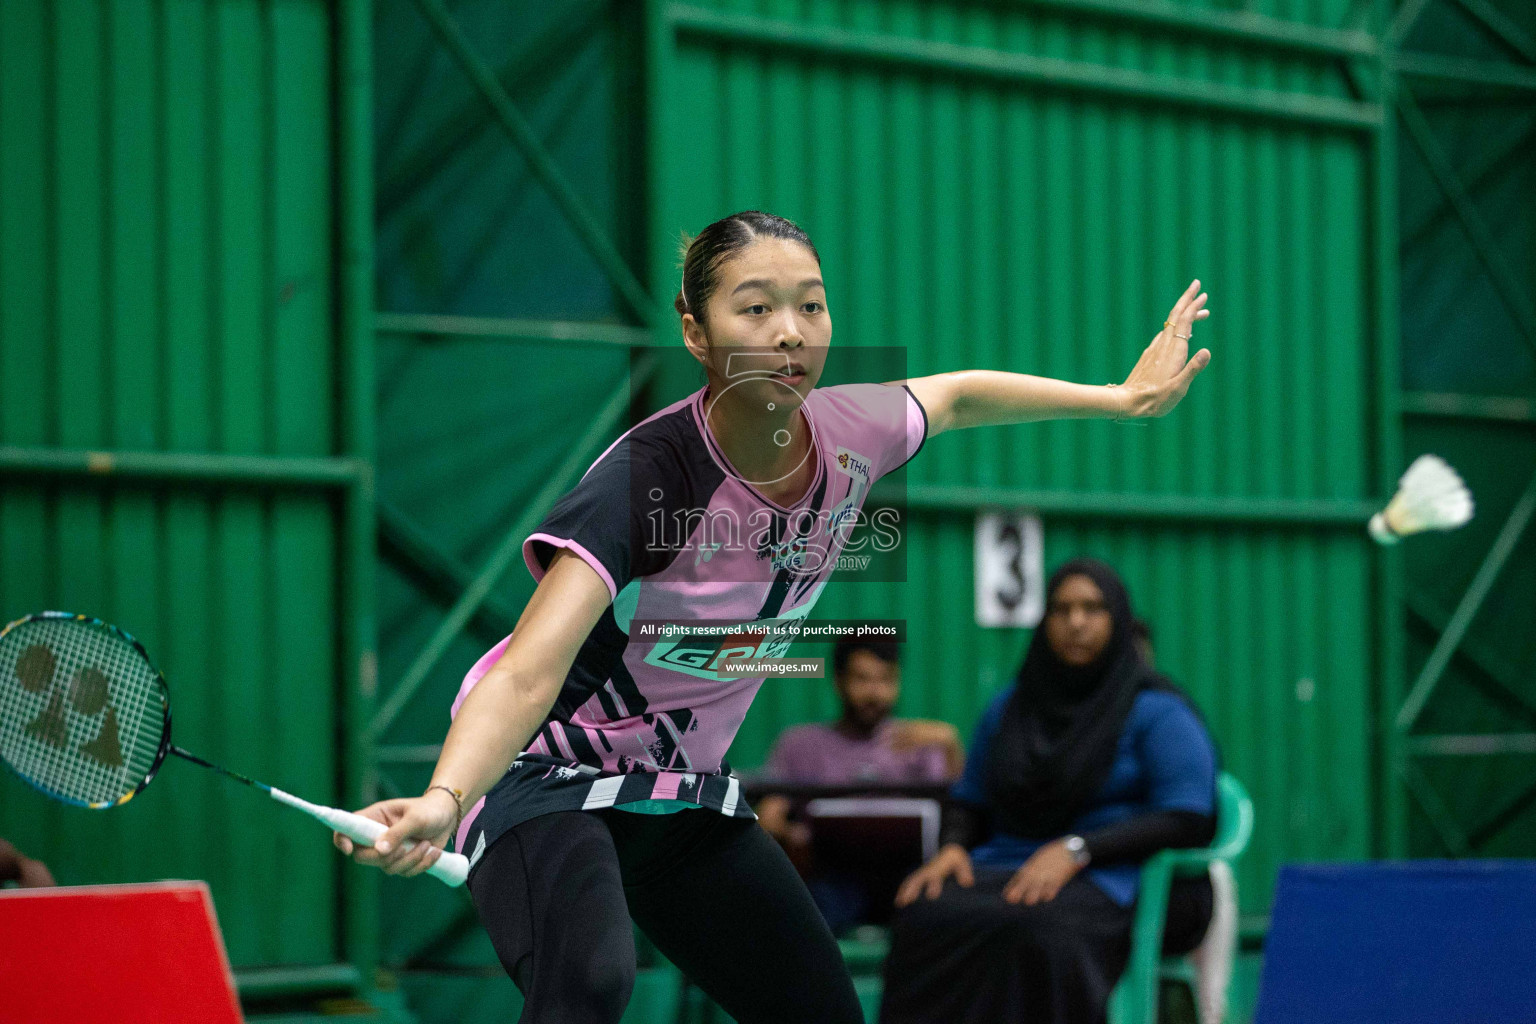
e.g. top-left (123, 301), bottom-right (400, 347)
top-left (1063, 834), bottom-right (1091, 867)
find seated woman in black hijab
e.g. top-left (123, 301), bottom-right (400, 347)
top-left (879, 558), bottom-right (1217, 1024)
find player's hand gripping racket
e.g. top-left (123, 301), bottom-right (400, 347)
top-left (0, 611), bottom-right (468, 887)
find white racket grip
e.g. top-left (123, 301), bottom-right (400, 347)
top-left (269, 788), bottom-right (470, 887)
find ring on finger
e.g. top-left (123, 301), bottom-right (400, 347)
top-left (1175, 332), bottom-right (1191, 340)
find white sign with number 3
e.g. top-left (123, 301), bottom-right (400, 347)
top-left (974, 513), bottom-right (1044, 628)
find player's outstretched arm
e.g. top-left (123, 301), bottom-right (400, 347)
top-left (900, 280), bottom-right (1211, 437)
top-left (334, 548), bottom-right (612, 876)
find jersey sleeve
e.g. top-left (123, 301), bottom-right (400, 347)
top-left (521, 439), bottom-right (675, 601)
top-left (813, 382), bottom-right (928, 484)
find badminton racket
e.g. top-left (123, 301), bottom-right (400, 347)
top-left (0, 611), bottom-right (467, 887)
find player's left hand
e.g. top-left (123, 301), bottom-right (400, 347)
top-left (1002, 839), bottom-right (1083, 905)
top-left (1117, 279), bottom-right (1212, 419)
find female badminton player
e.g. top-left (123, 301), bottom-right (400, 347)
top-left (333, 211), bottom-right (1211, 1022)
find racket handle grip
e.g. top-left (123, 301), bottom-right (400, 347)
top-left (270, 788), bottom-right (470, 887)
top-left (331, 809), bottom-right (469, 888)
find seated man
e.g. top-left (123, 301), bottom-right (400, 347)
top-left (756, 639), bottom-right (962, 932)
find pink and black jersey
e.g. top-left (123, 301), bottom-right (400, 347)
top-left (452, 382), bottom-right (927, 867)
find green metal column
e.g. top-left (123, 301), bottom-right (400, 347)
top-left (1374, 0), bottom-right (1407, 861)
top-left (338, 0), bottom-right (380, 988)
top-left (646, 0), bottom-right (681, 345)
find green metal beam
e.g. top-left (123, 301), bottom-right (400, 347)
top-left (1413, 91), bottom-right (1536, 108)
top-left (1408, 733), bottom-right (1536, 756)
top-left (375, 311), bottom-right (651, 348)
top-left (1468, 778), bottom-right (1536, 847)
top-left (1339, 50), bottom-right (1375, 104)
top-left (665, 4), bottom-right (1382, 132)
top-left (1396, 88), bottom-right (1536, 356)
top-left (394, 964), bottom-right (509, 980)
top-left (1394, 51), bottom-right (1536, 92)
top-left (1397, 466), bottom-right (1536, 731)
top-left (1388, 0), bottom-right (1435, 46)
top-left (378, 499), bottom-right (521, 640)
top-left (880, 482), bottom-right (1380, 527)
top-left (377, 1), bottom-right (608, 218)
top-left (1400, 123), bottom-right (1536, 249)
top-left (411, 0), bottom-right (656, 325)
top-left (235, 963), bottom-right (364, 1001)
top-left (377, 744), bottom-right (447, 765)
top-left (438, 77), bottom-right (593, 311)
top-left (1406, 592), bottom-right (1536, 727)
top-left (1450, 0), bottom-right (1536, 64)
top-left (369, 353), bottom-right (660, 740)
top-left (1398, 760), bottom-right (1472, 856)
top-left (1341, 0), bottom-right (1373, 34)
top-left (1024, 0), bottom-right (1378, 60)
top-left (1400, 391), bottom-right (1536, 426)
top-left (0, 445), bottom-right (363, 487)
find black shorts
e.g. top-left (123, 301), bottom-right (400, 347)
top-left (468, 807), bottom-right (866, 1024)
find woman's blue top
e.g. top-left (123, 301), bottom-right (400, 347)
top-left (951, 688), bottom-right (1217, 907)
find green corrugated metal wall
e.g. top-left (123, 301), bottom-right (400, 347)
top-left (0, 0), bottom-right (364, 971)
top-left (10, 0), bottom-right (1528, 1016)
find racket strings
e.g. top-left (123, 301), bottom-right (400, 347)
top-left (0, 618), bottom-right (166, 806)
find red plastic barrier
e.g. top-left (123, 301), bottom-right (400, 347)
top-left (0, 881), bottom-right (243, 1024)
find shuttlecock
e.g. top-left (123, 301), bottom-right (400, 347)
top-left (1369, 454), bottom-right (1474, 545)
